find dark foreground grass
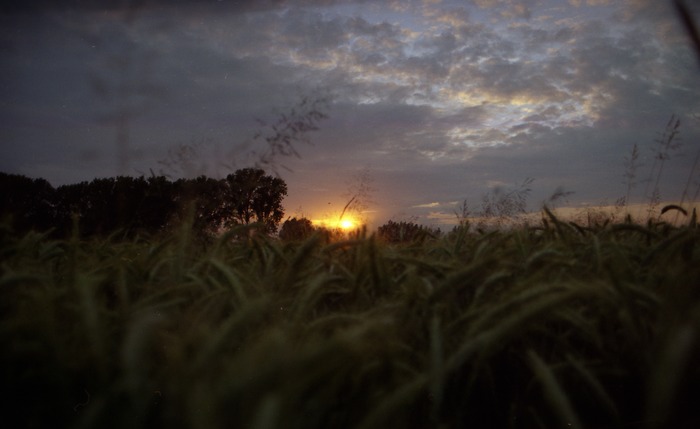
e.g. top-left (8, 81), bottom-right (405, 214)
top-left (1, 214), bottom-right (699, 429)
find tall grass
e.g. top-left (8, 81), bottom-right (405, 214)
top-left (1, 212), bottom-right (699, 428)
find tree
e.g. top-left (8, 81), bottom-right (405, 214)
top-left (223, 168), bottom-right (287, 233)
top-left (134, 175), bottom-right (178, 233)
top-left (0, 172), bottom-right (56, 233)
top-left (279, 217), bottom-right (315, 241)
top-left (377, 220), bottom-right (437, 244)
top-left (173, 175), bottom-right (227, 235)
top-left (52, 175), bottom-right (178, 237)
top-left (2, 169), bottom-right (287, 238)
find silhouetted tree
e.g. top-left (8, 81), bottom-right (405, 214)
top-left (0, 172), bottom-right (56, 233)
top-left (53, 175), bottom-right (177, 237)
top-left (223, 168), bottom-right (287, 233)
top-left (173, 175), bottom-right (227, 235)
top-left (377, 220), bottom-right (437, 244)
top-left (54, 180), bottom-right (88, 235)
top-left (80, 177), bottom-right (120, 234)
top-left (2, 168), bottom-right (287, 238)
top-left (279, 217), bottom-right (315, 241)
top-left (136, 175), bottom-right (178, 233)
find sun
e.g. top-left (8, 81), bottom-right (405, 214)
top-left (311, 213), bottom-right (362, 232)
top-left (339, 219), bottom-right (356, 230)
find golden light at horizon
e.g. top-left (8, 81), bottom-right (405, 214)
top-left (339, 219), bottom-right (355, 230)
top-left (312, 214), bottom-right (361, 231)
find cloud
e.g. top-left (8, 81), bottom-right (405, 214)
top-left (412, 202), bottom-right (441, 208)
top-left (569, 0), bottom-right (613, 7)
top-left (2, 0), bottom-right (699, 227)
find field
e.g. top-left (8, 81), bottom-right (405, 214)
top-left (2, 210), bottom-right (699, 429)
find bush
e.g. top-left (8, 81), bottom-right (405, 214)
top-left (278, 217), bottom-right (315, 241)
top-left (377, 220), bottom-right (438, 244)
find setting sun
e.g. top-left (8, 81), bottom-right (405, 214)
top-left (311, 214), bottom-right (361, 231)
top-left (339, 219), bottom-right (356, 230)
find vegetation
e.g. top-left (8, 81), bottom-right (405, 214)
top-left (279, 217), bottom-right (316, 241)
top-left (0, 168), bottom-right (287, 238)
top-left (1, 208), bottom-right (699, 429)
top-left (377, 220), bottom-right (440, 244)
top-left (4, 3), bottom-right (700, 428)
top-left (455, 178), bottom-right (537, 230)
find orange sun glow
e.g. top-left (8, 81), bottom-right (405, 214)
top-left (339, 219), bottom-right (356, 230)
top-left (312, 215), bottom-right (360, 231)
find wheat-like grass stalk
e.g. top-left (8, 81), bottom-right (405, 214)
top-left (2, 213), bottom-right (700, 428)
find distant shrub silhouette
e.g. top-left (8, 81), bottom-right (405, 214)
top-left (279, 217), bottom-right (315, 241)
top-left (377, 220), bottom-right (437, 244)
top-left (0, 172), bottom-right (55, 233)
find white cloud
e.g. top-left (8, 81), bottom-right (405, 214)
top-left (412, 202), bottom-right (441, 207)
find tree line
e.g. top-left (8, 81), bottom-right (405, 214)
top-left (2, 169), bottom-right (450, 243)
top-left (0, 169), bottom-right (286, 238)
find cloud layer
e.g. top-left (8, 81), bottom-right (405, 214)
top-left (2, 0), bottom-right (700, 226)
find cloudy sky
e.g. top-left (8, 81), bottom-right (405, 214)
top-left (2, 0), bottom-right (700, 227)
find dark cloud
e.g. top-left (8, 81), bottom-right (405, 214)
top-left (514, 25), bottom-right (575, 47)
top-left (2, 0), bottom-right (700, 227)
top-left (1, 1), bottom-right (284, 15)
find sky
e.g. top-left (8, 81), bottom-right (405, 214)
top-left (2, 0), bottom-right (700, 228)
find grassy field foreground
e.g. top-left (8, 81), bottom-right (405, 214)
top-left (1, 213), bottom-right (700, 429)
